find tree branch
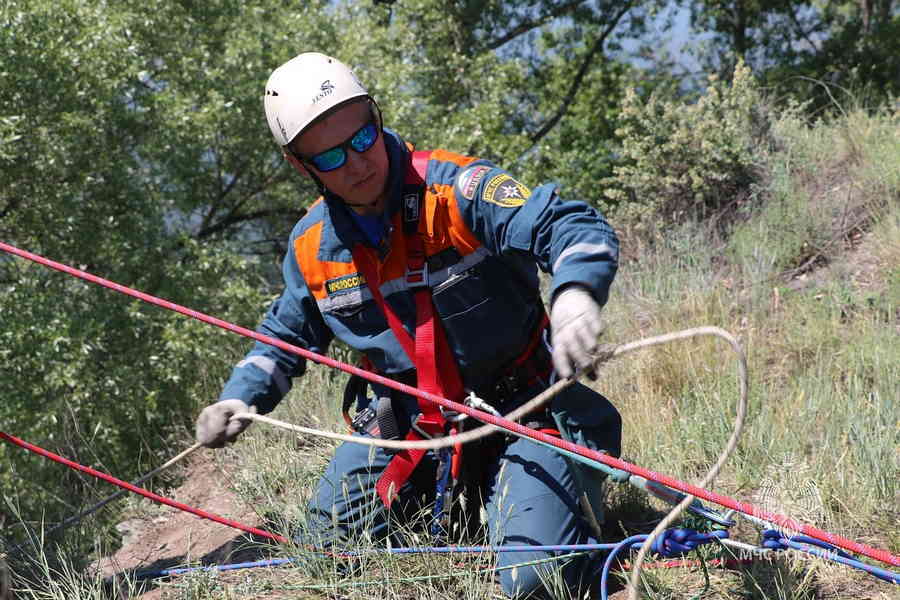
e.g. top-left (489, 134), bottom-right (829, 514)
top-left (201, 162), bottom-right (247, 232)
top-left (219, 165), bottom-right (245, 202)
top-left (526, 2), bottom-right (632, 149)
top-left (194, 207), bottom-right (305, 240)
top-left (486, 0), bottom-right (587, 50)
top-left (786, 3), bottom-right (820, 53)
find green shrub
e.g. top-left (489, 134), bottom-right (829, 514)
top-left (604, 60), bottom-right (769, 229)
top-left (0, 241), bottom-right (270, 552)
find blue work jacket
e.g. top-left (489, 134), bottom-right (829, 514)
top-left (220, 129), bottom-right (619, 414)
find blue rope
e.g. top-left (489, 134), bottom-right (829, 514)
top-left (761, 530), bottom-right (900, 585)
top-left (370, 543), bottom-right (621, 554)
top-left (599, 529), bottom-right (730, 600)
top-left (131, 528), bottom-right (899, 590)
top-left (650, 528), bottom-right (730, 557)
top-left (134, 557), bottom-right (298, 579)
top-left (132, 542), bottom-right (622, 580)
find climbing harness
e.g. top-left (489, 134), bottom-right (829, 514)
top-left (1, 239), bottom-right (898, 597)
top-left (348, 149), bottom-right (555, 536)
top-left (349, 150), bottom-right (463, 510)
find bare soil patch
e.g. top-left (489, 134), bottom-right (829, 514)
top-left (93, 451), bottom-right (276, 599)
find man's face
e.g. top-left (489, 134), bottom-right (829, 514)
top-left (288, 100), bottom-right (389, 216)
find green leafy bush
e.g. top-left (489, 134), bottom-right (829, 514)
top-left (604, 61), bottom-right (769, 228)
top-left (0, 241), bottom-right (269, 549)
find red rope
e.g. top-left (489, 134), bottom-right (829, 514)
top-left (1, 241), bottom-right (898, 568)
top-left (0, 431), bottom-right (288, 544)
top-left (627, 557), bottom-right (757, 570)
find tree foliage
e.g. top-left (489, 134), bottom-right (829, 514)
top-left (682, 0), bottom-right (900, 109)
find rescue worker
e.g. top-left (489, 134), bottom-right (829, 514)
top-left (196, 52), bottom-right (622, 598)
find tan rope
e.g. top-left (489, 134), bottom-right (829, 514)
top-left (234, 326), bottom-right (746, 454)
top-left (623, 327), bottom-right (748, 600)
top-left (234, 377), bottom-right (573, 452)
top-left (233, 325), bottom-right (749, 595)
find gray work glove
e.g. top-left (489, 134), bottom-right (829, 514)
top-left (550, 285), bottom-right (604, 379)
top-left (195, 399), bottom-right (256, 448)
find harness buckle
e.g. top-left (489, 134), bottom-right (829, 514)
top-left (350, 406), bottom-right (380, 438)
top-left (410, 413), bottom-right (443, 440)
top-left (406, 265), bottom-right (428, 289)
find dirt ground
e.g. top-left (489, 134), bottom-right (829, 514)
top-left (93, 451), bottom-right (279, 599)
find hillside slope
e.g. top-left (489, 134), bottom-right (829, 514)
top-left (9, 107), bottom-right (898, 600)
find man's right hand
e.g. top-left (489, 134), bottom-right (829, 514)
top-left (195, 399), bottom-right (256, 448)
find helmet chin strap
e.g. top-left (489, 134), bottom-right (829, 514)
top-left (297, 161), bottom-right (328, 196)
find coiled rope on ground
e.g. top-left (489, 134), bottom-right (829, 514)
top-left (234, 325), bottom-right (749, 599)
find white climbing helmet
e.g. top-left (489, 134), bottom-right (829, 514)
top-left (263, 52), bottom-right (369, 147)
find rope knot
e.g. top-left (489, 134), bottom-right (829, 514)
top-left (761, 529), bottom-right (789, 551)
top-left (651, 528), bottom-right (728, 558)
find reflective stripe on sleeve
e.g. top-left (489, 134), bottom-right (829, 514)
top-left (552, 242), bottom-right (614, 273)
top-left (236, 356), bottom-right (290, 396)
top-left (315, 247), bottom-right (491, 315)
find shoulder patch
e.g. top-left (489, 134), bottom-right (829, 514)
top-left (482, 173), bottom-right (531, 207)
top-left (456, 165), bottom-right (491, 200)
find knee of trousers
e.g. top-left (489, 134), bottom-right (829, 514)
top-left (303, 439), bottom-right (437, 543)
top-left (303, 440), bottom-right (392, 542)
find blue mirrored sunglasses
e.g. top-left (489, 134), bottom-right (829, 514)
top-left (302, 121), bottom-right (379, 172)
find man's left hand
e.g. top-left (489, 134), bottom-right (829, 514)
top-left (550, 285), bottom-right (603, 379)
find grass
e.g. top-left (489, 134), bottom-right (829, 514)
top-left (4, 107), bottom-right (899, 599)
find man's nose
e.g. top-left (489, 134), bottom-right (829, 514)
top-left (343, 148), bottom-right (368, 174)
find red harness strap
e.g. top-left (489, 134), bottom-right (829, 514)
top-left (351, 150), bottom-right (466, 507)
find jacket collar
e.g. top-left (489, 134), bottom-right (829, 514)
top-left (317, 128), bottom-right (409, 262)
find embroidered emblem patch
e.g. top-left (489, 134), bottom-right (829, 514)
top-left (403, 192), bottom-right (420, 223)
top-left (456, 165), bottom-right (491, 200)
top-left (325, 273), bottom-right (366, 295)
top-left (482, 174), bottom-right (531, 207)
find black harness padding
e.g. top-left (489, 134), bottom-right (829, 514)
top-left (376, 396), bottom-right (402, 441)
top-left (342, 373), bottom-right (369, 414)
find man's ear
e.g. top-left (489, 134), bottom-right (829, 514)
top-left (283, 149), bottom-right (312, 178)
